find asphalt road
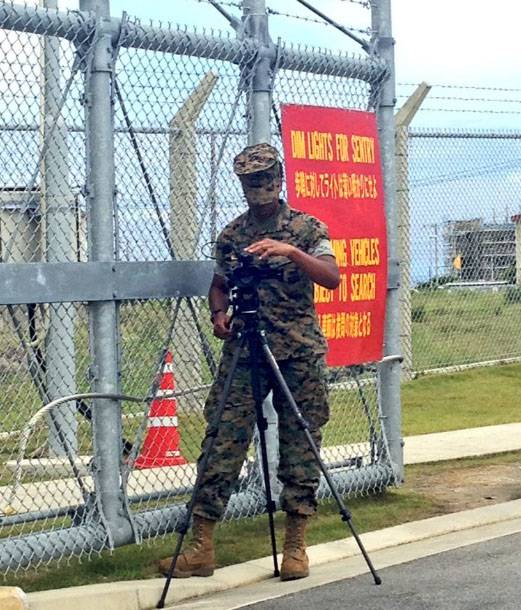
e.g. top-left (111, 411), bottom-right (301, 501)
top-left (243, 532), bottom-right (521, 610)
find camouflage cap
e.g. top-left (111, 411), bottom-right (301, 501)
top-left (233, 143), bottom-right (279, 176)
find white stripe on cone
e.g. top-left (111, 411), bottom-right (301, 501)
top-left (147, 416), bottom-right (178, 427)
top-left (155, 389), bottom-right (176, 398)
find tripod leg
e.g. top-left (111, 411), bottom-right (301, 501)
top-left (248, 335), bottom-right (280, 578)
top-left (157, 337), bottom-right (246, 609)
top-left (259, 335), bottom-right (382, 586)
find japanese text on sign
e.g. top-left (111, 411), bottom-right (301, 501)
top-left (291, 131), bottom-right (378, 201)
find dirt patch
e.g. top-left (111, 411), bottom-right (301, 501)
top-left (407, 462), bottom-right (521, 512)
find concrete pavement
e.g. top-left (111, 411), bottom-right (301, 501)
top-left (6, 423), bottom-right (521, 610)
top-left (237, 529), bottom-right (521, 610)
top-left (403, 422), bottom-right (521, 464)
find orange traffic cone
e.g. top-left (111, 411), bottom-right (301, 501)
top-left (134, 351), bottom-right (187, 469)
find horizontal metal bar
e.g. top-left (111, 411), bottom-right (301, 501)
top-left (134, 463), bottom-right (395, 537)
top-left (120, 20), bottom-right (254, 63)
top-left (0, 524), bottom-right (107, 571)
top-left (316, 462), bottom-right (395, 498)
top-left (278, 44), bottom-right (387, 80)
top-left (379, 354), bottom-right (403, 364)
top-left (414, 356), bottom-right (521, 378)
top-left (0, 2), bottom-right (93, 42)
top-left (5, 124), bottom-right (521, 140)
top-left (119, 19), bottom-right (386, 80)
top-left (0, 261), bottom-right (213, 305)
top-left (0, 506), bottom-right (75, 527)
top-left (1, 3), bottom-right (387, 82)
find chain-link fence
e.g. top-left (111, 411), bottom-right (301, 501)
top-left (0, 0), bottom-right (398, 573)
top-left (401, 129), bottom-right (521, 374)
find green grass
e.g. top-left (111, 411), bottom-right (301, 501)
top-left (412, 289), bottom-right (521, 370)
top-left (2, 290), bottom-right (520, 418)
top-left (2, 291), bottom-right (520, 439)
top-left (125, 362), bottom-right (521, 461)
top-left (7, 449), bottom-right (521, 593)
top-left (2, 487), bottom-right (438, 592)
top-left (2, 363), bottom-right (520, 495)
top-left (401, 363), bottom-right (521, 436)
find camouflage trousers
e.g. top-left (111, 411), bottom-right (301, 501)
top-left (193, 349), bottom-right (329, 521)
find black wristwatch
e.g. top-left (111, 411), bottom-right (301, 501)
top-left (210, 309), bottom-right (224, 323)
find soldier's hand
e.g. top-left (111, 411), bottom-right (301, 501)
top-left (212, 312), bottom-right (232, 340)
top-left (245, 238), bottom-right (295, 260)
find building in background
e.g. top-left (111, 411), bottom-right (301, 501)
top-left (444, 218), bottom-right (516, 282)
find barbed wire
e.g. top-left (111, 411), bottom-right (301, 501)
top-left (398, 83), bottom-right (521, 117)
top-left (191, 0), bottom-right (242, 8)
top-left (399, 82), bottom-right (521, 93)
top-left (397, 95), bottom-right (521, 104)
top-left (159, 0), bottom-right (372, 16)
top-left (266, 6), bottom-right (331, 26)
top-left (266, 5), bottom-right (371, 36)
top-left (339, 0), bottom-right (371, 7)
top-left (420, 107), bottom-right (521, 115)
top-left (193, 0), bottom-right (372, 8)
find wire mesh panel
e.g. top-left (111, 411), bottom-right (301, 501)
top-left (0, 302), bottom-right (109, 570)
top-left (115, 21), bottom-right (257, 263)
top-left (113, 21), bottom-right (269, 527)
top-left (407, 129), bottom-right (521, 372)
top-left (0, 7), bottom-right (107, 573)
top-left (114, 19), bottom-right (255, 401)
top-left (118, 299), bottom-right (267, 522)
top-left (0, 1), bottom-right (395, 572)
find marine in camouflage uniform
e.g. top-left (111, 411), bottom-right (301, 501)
top-left (195, 200), bottom-right (333, 519)
top-left (159, 143), bottom-right (340, 581)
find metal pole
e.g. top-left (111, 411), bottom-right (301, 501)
top-left (80, 0), bottom-right (133, 545)
top-left (41, 0), bottom-right (78, 455)
top-left (371, 0), bottom-right (403, 483)
top-left (242, 0), bottom-right (281, 504)
top-left (243, 0), bottom-right (272, 145)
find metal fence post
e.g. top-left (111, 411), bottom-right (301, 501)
top-left (242, 0), bottom-right (281, 502)
top-left (371, 0), bottom-right (403, 482)
top-left (80, 0), bottom-right (133, 544)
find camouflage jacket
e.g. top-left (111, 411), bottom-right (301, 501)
top-left (214, 201), bottom-right (332, 361)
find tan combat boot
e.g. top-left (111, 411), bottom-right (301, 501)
top-left (280, 513), bottom-right (309, 581)
top-left (158, 515), bottom-right (216, 578)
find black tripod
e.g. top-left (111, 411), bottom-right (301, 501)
top-left (157, 256), bottom-right (381, 608)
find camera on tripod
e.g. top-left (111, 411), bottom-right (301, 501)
top-left (225, 251), bottom-right (284, 315)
